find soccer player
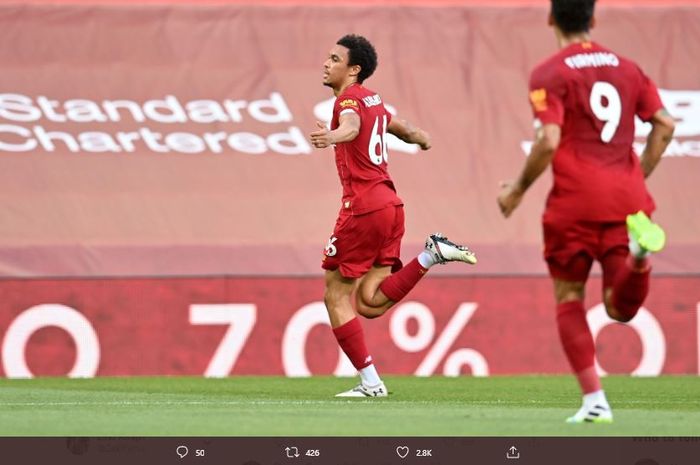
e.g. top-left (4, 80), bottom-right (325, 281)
top-left (498, 0), bottom-right (675, 423)
top-left (310, 34), bottom-right (477, 397)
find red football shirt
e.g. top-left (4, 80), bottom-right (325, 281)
top-left (331, 83), bottom-right (403, 216)
top-left (529, 41), bottom-right (663, 222)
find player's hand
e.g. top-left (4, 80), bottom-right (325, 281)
top-left (418, 130), bottom-right (431, 151)
top-left (497, 180), bottom-right (523, 218)
top-left (309, 121), bottom-right (334, 149)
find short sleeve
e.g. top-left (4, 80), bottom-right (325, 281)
top-left (528, 65), bottom-right (565, 126)
top-left (635, 67), bottom-right (663, 122)
top-left (336, 96), bottom-right (361, 118)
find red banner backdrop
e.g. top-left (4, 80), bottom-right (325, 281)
top-left (1, 276), bottom-right (697, 378)
top-left (0, 3), bottom-right (698, 379)
top-left (0, 4), bottom-right (698, 278)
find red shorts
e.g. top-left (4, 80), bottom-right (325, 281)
top-left (321, 205), bottom-right (405, 279)
top-left (543, 217), bottom-right (629, 286)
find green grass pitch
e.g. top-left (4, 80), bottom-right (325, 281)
top-left (0, 376), bottom-right (698, 436)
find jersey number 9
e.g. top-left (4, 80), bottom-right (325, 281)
top-left (590, 81), bottom-right (622, 143)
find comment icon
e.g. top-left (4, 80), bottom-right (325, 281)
top-left (176, 445), bottom-right (189, 459)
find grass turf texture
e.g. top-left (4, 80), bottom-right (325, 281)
top-left (0, 376), bottom-right (698, 436)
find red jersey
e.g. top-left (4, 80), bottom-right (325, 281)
top-left (331, 83), bottom-right (403, 216)
top-left (529, 41), bottom-right (663, 222)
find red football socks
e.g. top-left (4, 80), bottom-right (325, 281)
top-left (378, 258), bottom-right (428, 303)
top-left (332, 317), bottom-right (372, 370)
top-left (556, 301), bottom-right (601, 394)
top-left (611, 257), bottom-right (650, 320)
top-left (575, 366), bottom-right (602, 395)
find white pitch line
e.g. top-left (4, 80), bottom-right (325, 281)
top-left (1, 400), bottom-right (332, 407)
top-left (0, 399), bottom-right (694, 407)
top-left (1, 400), bottom-right (514, 407)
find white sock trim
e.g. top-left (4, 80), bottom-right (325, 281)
top-left (629, 234), bottom-right (649, 259)
top-left (583, 389), bottom-right (609, 408)
top-left (359, 364), bottom-right (381, 386)
top-left (417, 251), bottom-right (435, 269)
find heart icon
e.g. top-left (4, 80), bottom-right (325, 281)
top-left (396, 446), bottom-right (409, 459)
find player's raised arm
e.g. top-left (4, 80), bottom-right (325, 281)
top-left (640, 108), bottom-right (675, 178)
top-left (387, 117), bottom-right (431, 150)
top-left (497, 123), bottom-right (560, 218)
top-left (310, 113), bottom-right (361, 149)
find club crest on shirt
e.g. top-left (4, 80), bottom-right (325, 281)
top-left (529, 88), bottom-right (548, 112)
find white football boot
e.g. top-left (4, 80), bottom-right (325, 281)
top-left (627, 210), bottom-right (666, 258)
top-left (335, 381), bottom-right (388, 398)
top-left (566, 402), bottom-right (613, 424)
top-left (425, 233), bottom-right (477, 265)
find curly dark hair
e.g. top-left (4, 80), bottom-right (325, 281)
top-left (551, 0), bottom-right (596, 34)
top-left (336, 34), bottom-right (378, 84)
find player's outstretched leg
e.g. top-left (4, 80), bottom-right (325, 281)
top-left (379, 233), bottom-right (476, 302)
top-left (362, 234), bottom-right (477, 318)
top-left (608, 211), bottom-right (666, 322)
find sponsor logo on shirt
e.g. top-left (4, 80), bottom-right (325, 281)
top-left (0, 92), bottom-right (313, 155)
top-left (529, 88), bottom-right (548, 112)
